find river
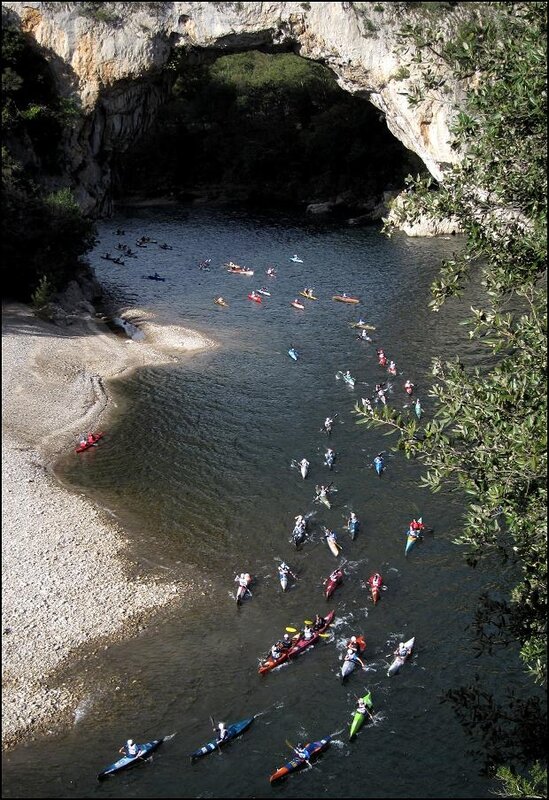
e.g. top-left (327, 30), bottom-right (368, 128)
top-left (1, 206), bottom-right (526, 798)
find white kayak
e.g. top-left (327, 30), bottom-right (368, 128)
top-left (300, 460), bottom-right (309, 479)
top-left (326, 535), bottom-right (339, 557)
top-left (387, 636), bottom-right (415, 676)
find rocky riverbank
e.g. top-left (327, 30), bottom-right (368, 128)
top-left (1, 301), bottom-right (216, 750)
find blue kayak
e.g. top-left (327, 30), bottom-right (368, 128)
top-left (373, 456), bottom-right (384, 476)
top-left (97, 737), bottom-right (167, 780)
top-left (288, 348), bottom-right (299, 361)
top-left (348, 520), bottom-right (359, 540)
top-left (190, 717), bottom-right (254, 761)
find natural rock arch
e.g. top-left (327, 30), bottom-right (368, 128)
top-left (3, 1), bottom-right (463, 216)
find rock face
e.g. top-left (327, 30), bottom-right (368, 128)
top-left (3, 2), bottom-right (465, 218)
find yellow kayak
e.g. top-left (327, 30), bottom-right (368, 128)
top-left (299, 291), bottom-right (318, 301)
top-left (214, 298), bottom-right (228, 307)
top-left (333, 295), bottom-right (360, 304)
top-left (350, 321), bottom-right (376, 331)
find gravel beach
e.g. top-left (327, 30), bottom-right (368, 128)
top-left (1, 302), bottom-right (216, 750)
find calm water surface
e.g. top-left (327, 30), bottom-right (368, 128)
top-left (2, 207), bottom-right (525, 798)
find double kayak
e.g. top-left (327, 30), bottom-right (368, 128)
top-left (258, 610), bottom-right (335, 675)
top-left (387, 636), bottom-right (415, 676)
top-left (270, 736), bottom-right (331, 783)
top-left (288, 348), bottom-right (299, 361)
top-left (97, 736), bottom-right (170, 780)
top-left (324, 569), bottom-right (343, 600)
top-left (333, 295), bottom-right (360, 304)
top-left (189, 717), bottom-right (254, 761)
top-left (341, 635), bottom-right (366, 680)
top-left (349, 691), bottom-right (373, 740)
top-left (76, 433), bottom-right (104, 453)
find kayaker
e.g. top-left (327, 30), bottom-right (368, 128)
top-left (404, 379), bottom-right (414, 395)
top-left (119, 739), bottom-right (140, 757)
top-left (347, 635), bottom-right (360, 654)
top-left (409, 518), bottom-right (425, 532)
top-left (356, 696), bottom-right (368, 715)
top-left (294, 514), bottom-right (305, 528)
top-left (327, 569), bottom-right (340, 583)
top-left (358, 329), bottom-right (371, 341)
top-left (215, 296), bottom-right (225, 304)
top-left (86, 432), bottom-right (96, 444)
top-left (324, 416), bottom-right (333, 433)
top-left (373, 455), bottom-right (384, 470)
top-left (345, 648), bottom-right (366, 669)
top-left (343, 370), bottom-right (352, 381)
top-left (279, 562), bottom-right (297, 580)
top-left (387, 360), bottom-right (397, 375)
top-left (369, 573), bottom-right (382, 588)
top-left (325, 529), bottom-right (337, 545)
top-left (318, 484), bottom-right (330, 499)
top-left (312, 613), bottom-right (326, 631)
top-left (216, 722), bottom-right (229, 743)
top-left (271, 643), bottom-right (282, 659)
top-left (362, 397), bottom-right (374, 414)
top-left (396, 642), bottom-right (410, 658)
top-left (325, 448), bottom-right (335, 467)
top-left (294, 743), bottom-right (309, 760)
top-left (281, 633), bottom-right (293, 649)
top-left (302, 624), bottom-right (314, 641)
top-left (348, 511), bottom-right (358, 528)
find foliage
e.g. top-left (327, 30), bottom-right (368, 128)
top-left (354, 0), bottom-right (547, 785)
top-left (494, 762), bottom-right (547, 799)
top-left (76, 3), bottom-right (122, 25)
top-left (1, 24), bottom-right (94, 301)
top-left (117, 50), bottom-right (423, 208)
top-left (31, 273), bottom-right (54, 308)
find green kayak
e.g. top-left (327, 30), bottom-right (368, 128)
top-left (349, 691), bottom-right (373, 740)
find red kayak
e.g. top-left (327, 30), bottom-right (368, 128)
top-left (75, 433), bottom-right (104, 453)
top-left (367, 573), bottom-right (383, 605)
top-left (248, 294), bottom-right (262, 303)
top-left (258, 610), bottom-right (335, 675)
top-left (323, 569), bottom-right (343, 600)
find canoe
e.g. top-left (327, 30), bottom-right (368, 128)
top-left (259, 610), bottom-right (335, 674)
top-left (349, 691), bottom-right (373, 740)
top-left (248, 294), bottom-right (262, 303)
top-left (288, 348), bottom-right (299, 361)
top-left (97, 737), bottom-right (166, 780)
top-left (214, 298), bottom-right (228, 307)
top-left (300, 461), bottom-right (309, 479)
top-left (299, 291), bottom-right (318, 300)
top-left (405, 517), bottom-right (422, 555)
top-left (333, 295), bottom-right (360, 304)
top-left (340, 635), bottom-right (366, 680)
top-left (324, 569), bottom-right (343, 600)
top-left (189, 717), bottom-right (254, 761)
top-left (326, 535), bottom-right (339, 557)
top-left (76, 433), bottom-right (104, 453)
top-left (348, 520), bottom-right (359, 540)
top-left (270, 736), bottom-right (331, 783)
top-left (350, 322), bottom-right (376, 331)
top-left (291, 301), bottom-right (305, 310)
top-left (387, 636), bottom-right (415, 676)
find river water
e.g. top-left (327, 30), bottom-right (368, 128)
top-left (2, 207), bottom-right (526, 798)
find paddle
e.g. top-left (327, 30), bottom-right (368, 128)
top-left (209, 716), bottom-right (222, 756)
top-left (285, 739), bottom-right (312, 768)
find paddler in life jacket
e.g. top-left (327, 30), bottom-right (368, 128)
top-left (387, 360), bottom-right (397, 375)
top-left (86, 432), bottom-right (96, 444)
top-left (404, 379), bottom-right (414, 395)
top-left (396, 642), bottom-right (411, 658)
top-left (344, 647), bottom-right (366, 669)
top-left (281, 632), bottom-right (293, 649)
top-left (369, 573), bottom-right (382, 589)
top-left (270, 643), bottom-right (283, 660)
top-left (119, 739), bottom-right (140, 757)
top-left (324, 416), bottom-right (333, 434)
top-left (216, 722), bottom-right (229, 743)
top-left (278, 562), bottom-right (297, 581)
top-left (356, 696), bottom-right (369, 715)
top-left (302, 624), bottom-right (314, 641)
top-left (312, 613), bottom-right (326, 631)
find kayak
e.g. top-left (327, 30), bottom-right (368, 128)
top-left (189, 717), bottom-right (254, 761)
top-left (348, 519), bottom-right (359, 540)
top-left (248, 294), bottom-right (262, 303)
top-left (415, 399), bottom-right (422, 419)
top-left (326, 534), bottom-right (340, 557)
top-left (387, 636), bottom-right (415, 676)
top-left (299, 291), bottom-right (318, 300)
top-left (350, 321), bottom-right (376, 331)
top-left (288, 348), bottom-right (299, 361)
top-left (405, 517), bottom-right (423, 555)
top-left (349, 691), bottom-right (373, 740)
top-left (279, 570), bottom-right (288, 592)
top-left (368, 574), bottom-right (383, 605)
top-left (258, 289), bottom-right (271, 296)
top-left (336, 371), bottom-right (356, 388)
top-left (97, 736), bottom-right (167, 780)
top-left (270, 736), bottom-right (331, 783)
top-left (236, 574), bottom-right (253, 605)
top-left (214, 298), bottom-right (228, 307)
top-left (316, 489), bottom-right (331, 509)
top-left (259, 610), bottom-right (335, 674)
top-left (333, 295), bottom-right (360, 304)
top-left (300, 461), bottom-right (309, 479)
top-left (142, 274), bottom-right (165, 281)
top-left (76, 433), bottom-right (104, 453)
top-left (324, 451), bottom-right (335, 469)
top-left (373, 457), bottom-right (384, 476)
top-left (291, 301), bottom-right (305, 310)
top-left (292, 522), bottom-right (307, 548)
top-left (290, 256), bottom-right (304, 263)
top-left (341, 635), bottom-right (366, 680)
top-left (324, 569), bottom-right (343, 600)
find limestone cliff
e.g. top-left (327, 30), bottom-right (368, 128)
top-left (3, 2), bottom-right (466, 221)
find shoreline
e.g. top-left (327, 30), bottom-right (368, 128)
top-left (1, 302), bottom-right (217, 751)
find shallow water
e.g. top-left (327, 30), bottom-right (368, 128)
top-left (2, 207), bottom-right (526, 798)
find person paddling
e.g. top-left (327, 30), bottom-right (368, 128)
top-left (119, 739), bottom-right (140, 757)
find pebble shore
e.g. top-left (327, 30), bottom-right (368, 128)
top-left (1, 302), bottom-right (216, 750)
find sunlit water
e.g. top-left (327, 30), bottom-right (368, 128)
top-left (2, 206), bottom-right (526, 798)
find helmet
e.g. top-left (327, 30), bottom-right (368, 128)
top-left (218, 722), bottom-right (225, 729)
top-left (127, 739), bottom-right (133, 746)
top-left (283, 633), bottom-right (290, 640)
top-left (351, 636), bottom-right (357, 643)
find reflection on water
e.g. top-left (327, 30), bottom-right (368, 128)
top-left (2, 207), bottom-right (524, 799)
